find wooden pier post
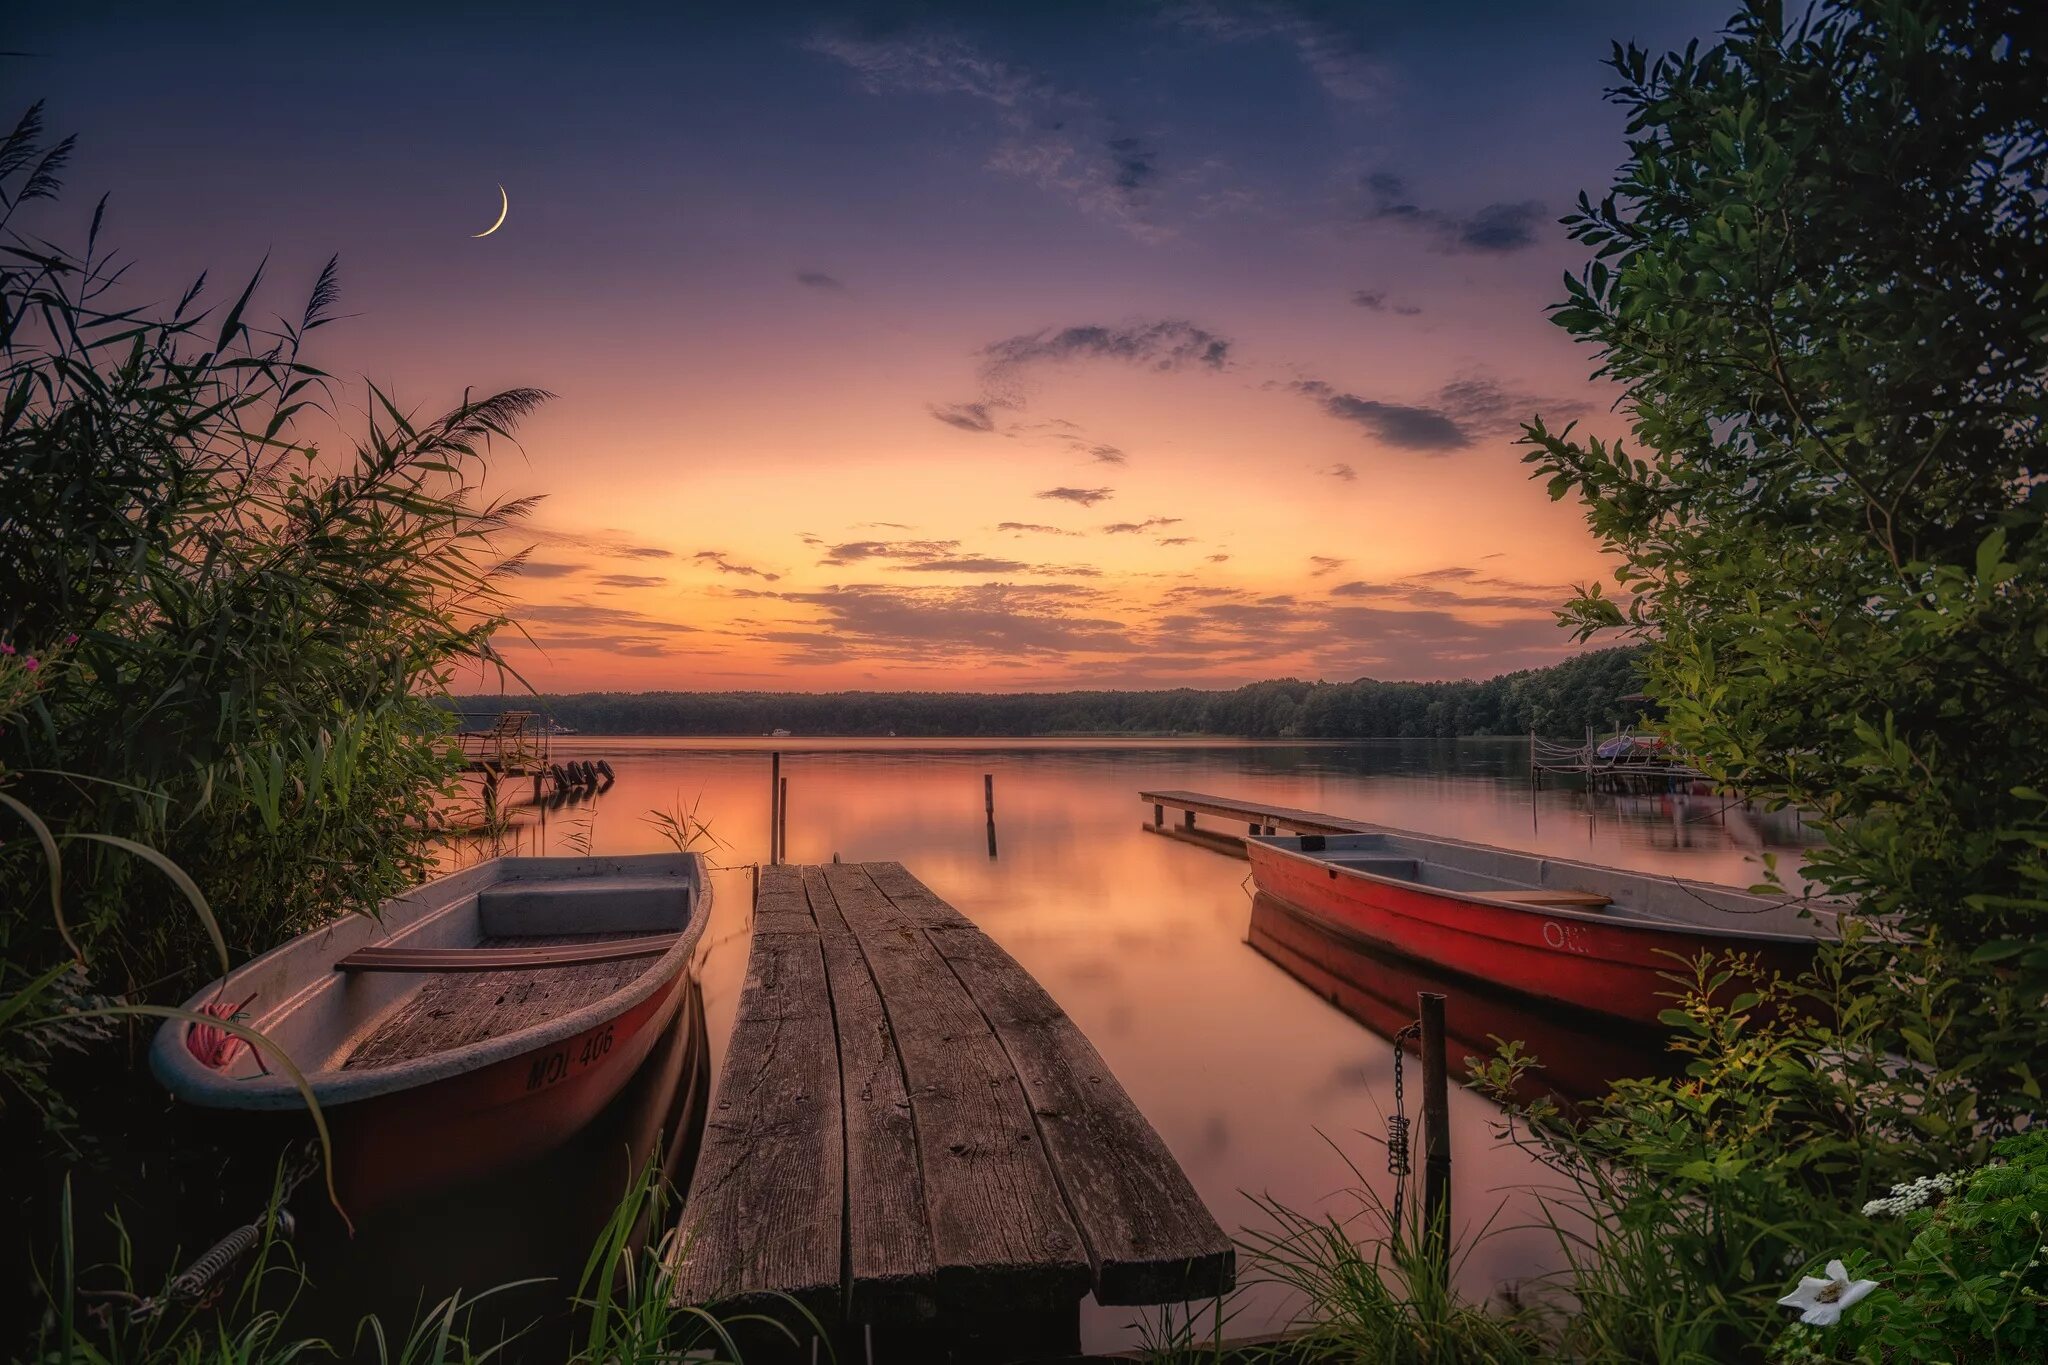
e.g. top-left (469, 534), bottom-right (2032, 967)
top-left (984, 773), bottom-right (998, 859)
top-left (1419, 991), bottom-right (1451, 1281)
top-left (769, 751), bottom-right (781, 865)
top-left (778, 776), bottom-right (789, 864)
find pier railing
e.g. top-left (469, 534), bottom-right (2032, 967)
top-left (453, 710), bottom-right (549, 774)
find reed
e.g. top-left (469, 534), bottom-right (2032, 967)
top-left (1231, 1141), bottom-right (1541, 1365)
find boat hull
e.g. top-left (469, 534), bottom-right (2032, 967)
top-left (329, 968), bottom-right (691, 1211)
top-left (1245, 841), bottom-right (1819, 1027)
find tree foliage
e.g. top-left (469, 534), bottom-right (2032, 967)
top-left (1522, 0), bottom-right (2047, 1131)
top-left (451, 646), bottom-right (1647, 741)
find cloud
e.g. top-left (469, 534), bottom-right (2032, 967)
top-left (1207, 553), bottom-right (1231, 563)
top-left (982, 320), bottom-right (1231, 383)
top-left (1158, 536), bottom-right (1194, 546)
top-left (593, 574), bottom-right (666, 588)
top-left (996, 521), bottom-right (1079, 536)
top-left (815, 537), bottom-right (1095, 578)
top-left (1322, 462), bottom-right (1357, 482)
top-left (821, 539), bottom-right (960, 565)
top-left (1293, 379), bottom-right (1472, 452)
top-left (1359, 173), bottom-right (1547, 254)
top-left (1087, 444), bottom-right (1128, 464)
top-left (1168, 2), bottom-right (1384, 103)
top-left (514, 560), bottom-right (582, 578)
top-left (694, 550), bottom-right (781, 582)
top-left (515, 604), bottom-right (699, 634)
top-left (795, 269), bottom-right (845, 290)
top-left (1102, 516), bottom-right (1182, 534)
top-left (934, 320), bottom-right (1231, 436)
top-left (898, 556), bottom-right (1031, 574)
top-left (759, 583), bottom-right (1136, 662)
top-left (929, 400), bottom-right (1002, 433)
top-left (807, 30), bottom-right (1170, 240)
top-left (1039, 486), bottom-right (1114, 506)
top-left (1309, 555), bottom-right (1348, 577)
top-left (1350, 289), bottom-right (1423, 315)
top-left (1328, 568), bottom-right (1562, 612)
top-left (523, 525), bottom-right (674, 560)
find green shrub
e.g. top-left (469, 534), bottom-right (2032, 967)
top-left (1772, 1131), bottom-right (2048, 1363)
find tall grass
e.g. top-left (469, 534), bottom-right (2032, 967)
top-left (1234, 1141), bottom-right (1541, 1365)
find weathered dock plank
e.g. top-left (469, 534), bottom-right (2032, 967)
top-left (826, 863), bottom-right (1091, 1307)
top-left (672, 860), bottom-right (1233, 1353)
top-left (669, 922), bottom-right (843, 1310)
top-left (800, 867), bottom-right (937, 1320)
top-left (925, 918), bottom-right (1235, 1304)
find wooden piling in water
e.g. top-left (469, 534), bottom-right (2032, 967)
top-left (779, 776), bottom-right (789, 864)
top-left (769, 752), bottom-right (782, 865)
top-left (1419, 991), bottom-right (1451, 1280)
top-left (984, 773), bottom-right (998, 859)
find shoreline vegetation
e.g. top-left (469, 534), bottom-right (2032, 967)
top-left (446, 646), bottom-right (1647, 741)
top-left (6, 1), bottom-right (2045, 1362)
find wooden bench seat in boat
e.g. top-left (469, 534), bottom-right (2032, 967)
top-left (334, 933), bottom-right (680, 972)
top-left (477, 875), bottom-right (691, 936)
top-left (670, 862), bottom-right (1232, 1359)
top-left (1485, 890), bottom-right (1614, 908)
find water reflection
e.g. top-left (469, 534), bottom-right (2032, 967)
top-left (1246, 894), bottom-right (1678, 1108)
top-left (436, 737), bottom-right (1810, 1350)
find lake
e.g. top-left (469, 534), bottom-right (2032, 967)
top-left (467, 736), bottom-right (1814, 1351)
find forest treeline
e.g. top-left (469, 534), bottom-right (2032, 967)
top-left (449, 646), bottom-right (1647, 739)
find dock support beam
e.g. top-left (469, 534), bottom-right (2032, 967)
top-left (1419, 991), bottom-right (1451, 1283)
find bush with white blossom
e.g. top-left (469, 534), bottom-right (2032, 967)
top-left (1773, 1131), bottom-right (2048, 1362)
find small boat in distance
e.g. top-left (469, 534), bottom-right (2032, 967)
top-left (1245, 829), bottom-right (1835, 1027)
top-left (151, 853), bottom-right (711, 1212)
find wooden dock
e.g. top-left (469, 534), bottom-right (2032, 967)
top-left (671, 862), bottom-right (1232, 1360)
top-left (1139, 788), bottom-right (1371, 859)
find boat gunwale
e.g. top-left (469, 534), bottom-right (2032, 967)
top-left (149, 853), bottom-right (711, 1111)
top-left (1247, 833), bottom-right (1837, 945)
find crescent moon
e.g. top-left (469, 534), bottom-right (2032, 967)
top-left (472, 184), bottom-right (508, 238)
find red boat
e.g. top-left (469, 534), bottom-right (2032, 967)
top-left (1245, 830), bottom-right (1835, 1027)
top-left (151, 853), bottom-right (710, 1213)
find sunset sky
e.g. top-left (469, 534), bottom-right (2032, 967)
top-left (24, 2), bottom-right (1725, 692)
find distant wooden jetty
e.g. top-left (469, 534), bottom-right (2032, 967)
top-left (671, 861), bottom-right (1232, 1360)
top-left (1529, 727), bottom-right (1706, 790)
top-left (454, 710), bottom-right (611, 799)
top-left (1140, 787), bottom-right (1369, 859)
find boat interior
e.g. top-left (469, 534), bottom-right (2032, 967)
top-left (181, 856), bottom-right (701, 1089)
top-left (1258, 831), bottom-right (1835, 938)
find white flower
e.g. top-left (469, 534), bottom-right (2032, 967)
top-left (1777, 1260), bottom-right (1880, 1326)
top-left (1862, 1169), bottom-right (1966, 1218)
